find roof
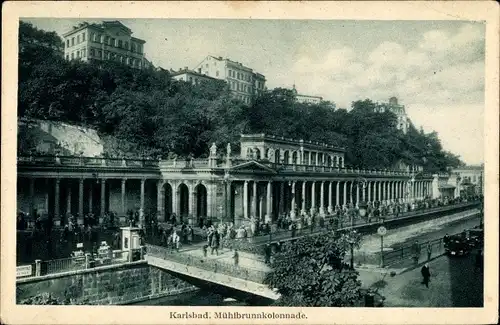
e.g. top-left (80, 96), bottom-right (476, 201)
top-left (439, 184), bottom-right (456, 189)
top-left (240, 134), bottom-right (345, 152)
top-left (170, 69), bottom-right (218, 80)
top-left (296, 93), bottom-right (323, 100)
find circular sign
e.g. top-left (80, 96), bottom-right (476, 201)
top-left (377, 226), bottom-right (387, 236)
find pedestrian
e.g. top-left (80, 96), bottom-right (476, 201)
top-left (202, 244), bottom-right (208, 257)
top-left (187, 225), bottom-right (193, 244)
top-left (291, 222), bottom-right (296, 238)
top-left (233, 249), bottom-right (239, 266)
top-left (421, 263), bottom-right (431, 288)
top-left (264, 244), bottom-right (271, 264)
top-left (412, 240), bottom-right (421, 265)
top-left (427, 243), bottom-right (432, 261)
top-left (475, 249), bottom-right (483, 272)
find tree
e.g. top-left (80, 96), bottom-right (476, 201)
top-left (264, 232), bottom-right (363, 306)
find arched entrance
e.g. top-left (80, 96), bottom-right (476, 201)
top-left (195, 184), bottom-right (207, 221)
top-left (164, 183), bottom-right (173, 221)
top-left (178, 183), bottom-right (189, 218)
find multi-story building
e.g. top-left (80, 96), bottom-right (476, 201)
top-left (169, 67), bottom-right (218, 85)
top-left (453, 165), bottom-right (484, 196)
top-left (375, 97), bottom-right (410, 133)
top-left (62, 20), bottom-right (149, 70)
top-left (292, 85), bottom-right (323, 105)
top-left (194, 55), bottom-right (266, 105)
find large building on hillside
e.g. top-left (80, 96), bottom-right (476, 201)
top-left (169, 67), bottom-right (219, 85)
top-left (375, 97), bottom-right (410, 134)
top-left (292, 85), bottom-right (324, 105)
top-left (62, 21), bottom-right (150, 70)
top-left (193, 55), bottom-right (266, 105)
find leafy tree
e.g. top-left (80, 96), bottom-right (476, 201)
top-left (264, 232), bottom-right (363, 306)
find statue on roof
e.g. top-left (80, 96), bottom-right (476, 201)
top-left (209, 143), bottom-right (217, 158)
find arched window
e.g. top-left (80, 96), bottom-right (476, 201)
top-left (254, 148), bottom-right (261, 160)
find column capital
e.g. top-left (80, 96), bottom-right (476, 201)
top-left (55, 178), bottom-right (61, 184)
top-left (121, 178), bottom-right (127, 183)
top-left (79, 177), bottom-right (85, 184)
top-left (140, 178), bottom-right (146, 184)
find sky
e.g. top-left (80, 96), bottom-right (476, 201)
top-left (24, 18), bottom-right (485, 165)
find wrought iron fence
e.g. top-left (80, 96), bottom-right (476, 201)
top-left (45, 256), bottom-right (86, 275)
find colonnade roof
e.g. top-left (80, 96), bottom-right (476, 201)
top-left (240, 134), bottom-right (346, 152)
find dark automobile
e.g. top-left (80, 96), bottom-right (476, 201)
top-left (466, 228), bottom-right (484, 248)
top-left (445, 235), bottom-right (471, 256)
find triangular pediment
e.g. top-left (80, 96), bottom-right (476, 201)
top-left (230, 160), bottom-right (277, 174)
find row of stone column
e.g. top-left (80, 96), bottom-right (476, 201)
top-left (238, 179), bottom-right (433, 221)
top-left (24, 177), bottom-right (148, 226)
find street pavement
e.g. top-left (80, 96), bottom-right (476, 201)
top-left (359, 251), bottom-right (483, 307)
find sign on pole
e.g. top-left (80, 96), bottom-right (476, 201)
top-left (377, 226), bottom-right (387, 236)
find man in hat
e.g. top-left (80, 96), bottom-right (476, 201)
top-left (421, 263), bottom-right (431, 288)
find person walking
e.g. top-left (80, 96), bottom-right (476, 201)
top-left (264, 244), bottom-right (271, 264)
top-left (475, 249), bottom-right (483, 272)
top-left (233, 249), bottom-right (239, 266)
top-left (421, 263), bottom-right (431, 288)
top-left (412, 240), bottom-right (421, 265)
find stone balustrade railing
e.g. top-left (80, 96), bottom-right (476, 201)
top-left (18, 155), bottom-right (431, 178)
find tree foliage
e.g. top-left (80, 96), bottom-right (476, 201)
top-left (18, 21), bottom-right (464, 170)
top-left (264, 233), bottom-right (363, 306)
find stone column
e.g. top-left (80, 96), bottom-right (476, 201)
top-left (29, 178), bottom-right (35, 218)
top-left (140, 179), bottom-right (145, 215)
top-left (266, 181), bottom-right (272, 222)
top-left (66, 182), bottom-right (72, 216)
top-left (308, 152), bottom-right (312, 165)
top-left (243, 181), bottom-right (249, 219)
top-left (54, 178), bottom-right (60, 219)
top-left (252, 181), bottom-right (258, 217)
top-left (355, 183), bottom-right (360, 207)
top-left (309, 181), bottom-right (315, 214)
top-left (100, 179), bottom-right (106, 218)
top-left (381, 181), bottom-right (386, 202)
top-left (349, 182), bottom-right (353, 204)
top-left (121, 179), bottom-right (127, 216)
top-left (78, 178), bottom-right (84, 218)
top-left (301, 181), bottom-right (306, 214)
top-left (88, 183), bottom-right (93, 214)
top-left (367, 181), bottom-right (371, 203)
top-left (335, 182), bottom-right (340, 207)
top-left (44, 179), bottom-right (49, 215)
top-left (319, 181), bottom-right (325, 216)
top-left (377, 181), bottom-right (381, 202)
top-left (190, 184), bottom-right (197, 223)
top-left (290, 181), bottom-right (296, 220)
top-left (343, 181), bottom-right (347, 206)
top-left (206, 182), bottom-right (213, 219)
top-left (328, 182), bottom-right (333, 213)
top-left (362, 182), bottom-right (366, 202)
top-left (279, 182), bottom-right (285, 214)
top-left (157, 180), bottom-right (164, 222)
top-left (172, 182), bottom-right (178, 215)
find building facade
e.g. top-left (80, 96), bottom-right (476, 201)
top-left (375, 97), bottom-right (410, 134)
top-left (170, 68), bottom-right (218, 85)
top-left (453, 165), bottom-right (484, 196)
top-left (17, 135), bottom-right (434, 227)
top-left (193, 56), bottom-right (266, 105)
top-left (292, 85), bottom-right (323, 105)
top-left (62, 21), bottom-right (148, 70)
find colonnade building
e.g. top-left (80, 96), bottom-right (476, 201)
top-left (17, 134), bottom-right (436, 227)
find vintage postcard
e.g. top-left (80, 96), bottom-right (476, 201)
top-left (1, 1), bottom-right (499, 324)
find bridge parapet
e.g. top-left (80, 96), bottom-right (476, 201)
top-left (145, 245), bottom-right (268, 284)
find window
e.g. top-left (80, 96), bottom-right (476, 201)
top-left (82, 32), bottom-right (86, 41)
top-left (118, 40), bottom-right (123, 48)
top-left (111, 38), bottom-right (116, 46)
top-left (66, 39), bottom-right (70, 47)
top-left (71, 52), bottom-right (74, 59)
top-left (97, 50), bottom-right (102, 58)
top-left (77, 35), bottom-right (80, 43)
top-left (124, 41), bottom-right (128, 50)
top-left (77, 50), bottom-right (80, 58)
top-left (189, 76), bottom-right (193, 83)
top-left (206, 63), bottom-right (208, 68)
top-left (66, 54), bottom-right (69, 60)
top-left (82, 48), bottom-right (86, 57)
top-left (71, 37), bottom-right (75, 46)
top-left (131, 43), bottom-right (136, 52)
top-left (105, 36), bottom-right (109, 44)
top-left (90, 32), bottom-right (94, 41)
top-left (216, 70), bottom-right (219, 77)
top-left (90, 48), bottom-right (95, 56)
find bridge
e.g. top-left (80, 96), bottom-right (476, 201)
top-left (144, 201), bottom-right (480, 300)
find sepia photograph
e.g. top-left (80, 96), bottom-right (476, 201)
top-left (2, 1), bottom-right (499, 325)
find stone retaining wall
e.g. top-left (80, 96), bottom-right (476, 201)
top-left (16, 262), bottom-right (197, 305)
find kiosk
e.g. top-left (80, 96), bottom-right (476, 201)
top-left (121, 227), bottom-right (142, 262)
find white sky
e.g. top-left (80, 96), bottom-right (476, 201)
top-left (24, 18), bottom-right (485, 165)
